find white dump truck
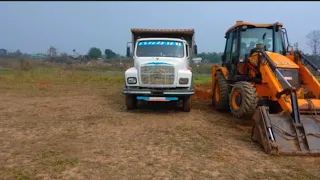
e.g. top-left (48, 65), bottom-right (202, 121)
top-left (123, 28), bottom-right (198, 112)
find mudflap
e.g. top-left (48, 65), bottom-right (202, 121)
top-left (251, 106), bottom-right (320, 156)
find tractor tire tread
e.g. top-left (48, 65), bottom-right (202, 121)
top-left (213, 71), bottom-right (230, 111)
top-left (229, 81), bottom-right (258, 118)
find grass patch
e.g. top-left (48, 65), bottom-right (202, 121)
top-left (194, 74), bottom-right (211, 85)
top-left (2, 167), bottom-right (35, 180)
top-left (41, 150), bottom-right (79, 166)
top-left (50, 157), bottom-right (79, 166)
top-left (0, 67), bottom-right (212, 86)
top-left (0, 68), bottom-right (124, 84)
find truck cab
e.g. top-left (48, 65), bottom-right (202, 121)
top-left (123, 29), bottom-right (198, 112)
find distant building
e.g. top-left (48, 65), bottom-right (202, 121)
top-left (192, 57), bottom-right (202, 64)
top-left (202, 59), bottom-right (209, 64)
top-left (31, 53), bottom-right (48, 59)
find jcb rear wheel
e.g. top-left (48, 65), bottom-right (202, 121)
top-left (229, 81), bottom-right (258, 118)
top-left (212, 71), bottom-right (230, 111)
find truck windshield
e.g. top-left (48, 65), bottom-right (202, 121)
top-left (136, 40), bottom-right (184, 58)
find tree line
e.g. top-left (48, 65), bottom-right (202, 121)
top-left (1, 30), bottom-right (320, 64)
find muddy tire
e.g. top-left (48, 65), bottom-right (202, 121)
top-left (212, 71), bottom-right (230, 111)
top-left (182, 96), bottom-right (192, 112)
top-left (229, 81), bottom-right (258, 118)
top-left (125, 95), bottom-right (137, 110)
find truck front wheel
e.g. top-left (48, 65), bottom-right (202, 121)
top-left (182, 96), bottom-right (192, 112)
top-left (125, 95), bottom-right (137, 110)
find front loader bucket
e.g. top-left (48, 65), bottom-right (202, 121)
top-left (251, 106), bottom-right (320, 156)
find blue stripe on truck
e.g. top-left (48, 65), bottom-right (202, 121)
top-left (138, 41), bottom-right (183, 46)
top-left (137, 96), bottom-right (149, 101)
top-left (165, 97), bottom-right (178, 101)
top-left (136, 96), bottom-right (178, 101)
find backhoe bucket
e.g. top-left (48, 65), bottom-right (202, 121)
top-left (251, 106), bottom-right (320, 156)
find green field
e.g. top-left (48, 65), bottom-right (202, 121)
top-left (0, 68), bottom-right (212, 85)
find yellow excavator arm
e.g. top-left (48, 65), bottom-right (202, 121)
top-left (249, 48), bottom-right (320, 155)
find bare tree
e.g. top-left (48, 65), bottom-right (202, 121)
top-left (306, 30), bottom-right (320, 55)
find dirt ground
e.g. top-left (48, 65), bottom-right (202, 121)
top-left (1, 80), bottom-right (320, 180)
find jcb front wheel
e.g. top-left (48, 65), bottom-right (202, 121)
top-left (212, 71), bottom-right (230, 111)
top-left (229, 81), bottom-right (258, 118)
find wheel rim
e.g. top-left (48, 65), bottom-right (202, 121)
top-left (231, 90), bottom-right (242, 110)
top-left (215, 82), bottom-right (220, 102)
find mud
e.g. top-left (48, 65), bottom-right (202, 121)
top-left (193, 84), bottom-right (212, 100)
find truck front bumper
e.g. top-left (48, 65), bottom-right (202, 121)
top-left (122, 87), bottom-right (194, 96)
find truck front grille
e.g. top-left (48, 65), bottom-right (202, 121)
top-left (140, 65), bottom-right (175, 85)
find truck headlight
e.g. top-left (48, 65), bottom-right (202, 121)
top-left (127, 77), bottom-right (137, 84)
top-left (179, 78), bottom-right (189, 84)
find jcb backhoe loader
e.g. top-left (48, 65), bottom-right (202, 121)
top-left (212, 21), bottom-right (320, 155)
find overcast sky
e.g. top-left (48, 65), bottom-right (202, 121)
top-left (0, 2), bottom-right (319, 55)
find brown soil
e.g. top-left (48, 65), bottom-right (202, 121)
top-left (193, 84), bottom-right (212, 100)
top-left (0, 82), bottom-right (320, 180)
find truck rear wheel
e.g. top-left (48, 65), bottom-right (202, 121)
top-left (212, 71), bottom-right (230, 111)
top-left (182, 96), bottom-right (192, 112)
top-left (125, 95), bottom-right (137, 110)
top-left (229, 81), bottom-right (258, 118)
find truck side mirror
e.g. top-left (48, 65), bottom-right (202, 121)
top-left (126, 46), bottom-right (131, 57)
top-left (194, 45), bottom-right (198, 55)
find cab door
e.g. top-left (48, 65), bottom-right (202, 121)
top-left (222, 28), bottom-right (240, 79)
